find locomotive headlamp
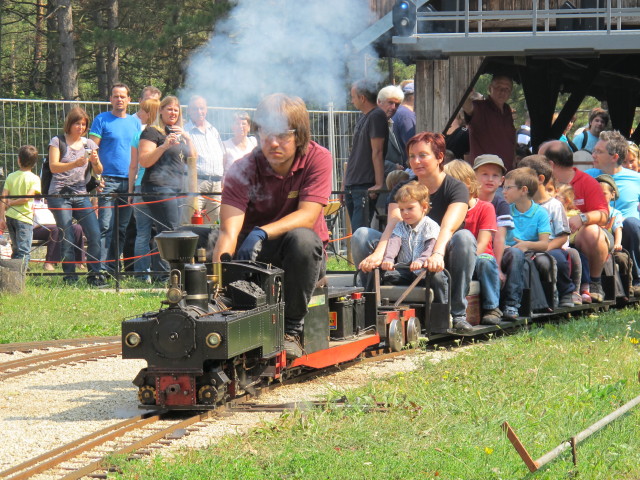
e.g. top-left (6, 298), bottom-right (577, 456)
top-left (167, 286), bottom-right (183, 304)
top-left (206, 332), bottom-right (222, 348)
top-left (125, 332), bottom-right (142, 348)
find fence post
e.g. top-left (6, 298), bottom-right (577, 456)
top-left (114, 193), bottom-right (120, 292)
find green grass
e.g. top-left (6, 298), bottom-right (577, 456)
top-left (327, 254), bottom-right (356, 271)
top-left (110, 307), bottom-right (640, 480)
top-left (0, 276), bottom-right (163, 343)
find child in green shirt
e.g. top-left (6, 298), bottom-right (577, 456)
top-left (0, 145), bottom-right (41, 262)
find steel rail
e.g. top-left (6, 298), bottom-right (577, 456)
top-left (0, 337), bottom-right (119, 354)
top-left (0, 413), bottom-right (164, 479)
top-left (0, 344), bottom-right (122, 379)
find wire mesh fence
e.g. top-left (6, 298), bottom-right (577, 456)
top-left (0, 99), bottom-right (360, 268)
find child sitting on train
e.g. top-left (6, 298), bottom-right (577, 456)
top-left (501, 167), bottom-right (551, 319)
top-left (556, 184), bottom-right (591, 303)
top-left (473, 154), bottom-right (514, 288)
top-left (519, 155), bottom-right (578, 307)
top-left (597, 174), bottom-right (633, 296)
top-left (380, 181), bottom-right (441, 286)
top-left (444, 160), bottom-right (502, 325)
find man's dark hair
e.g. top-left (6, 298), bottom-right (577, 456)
top-left (352, 79), bottom-right (378, 105)
top-left (588, 107), bottom-right (609, 128)
top-left (519, 155), bottom-right (552, 185)
top-left (543, 141), bottom-right (573, 168)
top-left (111, 82), bottom-right (130, 96)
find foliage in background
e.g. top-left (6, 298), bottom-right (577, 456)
top-left (0, 0), bottom-right (232, 100)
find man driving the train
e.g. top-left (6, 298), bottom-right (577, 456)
top-left (212, 93), bottom-right (333, 359)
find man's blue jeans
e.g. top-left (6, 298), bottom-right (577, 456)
top-left (6, 217), bottom-right (33, 262)
top-left (345, 185), bottom-right (374, 233)
top-left (132, 185), bottom-right (155, 276)
top-left (99, 176), bottom-right (132, 272)
top-left (49, 196), bottom-right (101, 281)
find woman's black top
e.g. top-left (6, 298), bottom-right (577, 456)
top-left (140, 126), bottom-right (190, 190)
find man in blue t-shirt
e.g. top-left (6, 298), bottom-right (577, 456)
top-left (89, 83), bottom-right (141, 274)
top-left (586, 130), bottom-right (640, 295)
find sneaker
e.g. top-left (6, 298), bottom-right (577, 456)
top-left (631, 285), bottom-right (640, 297)
top-left (284, 334), bottom-right (303, 359)
top-left (589, 282), bottom-right (605, 303)
top-left (87, 275), bottom-right (108, 288)
top-left (502, 305), bottom-right (519, 320)
top-left (559, 293), bottom-right (575, 308)
top-left (452, 316), bottom-right (473, 332)
top-left (580, 290), bottom-right (592, 304)
top-left (571, 291), bottom-right (582, 305)
top-left (481, 307), bottom-right (503, 325)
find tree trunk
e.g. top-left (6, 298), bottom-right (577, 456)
top-left (45, 0), bottom-right (61, 98)
top-left (30, 0), bottom-right (46, 93)
top-left (165, 4), bottom-right (184, 92)
top-left (93, 6), bottom-right (108, 98)
top-left (56, 0), bottom-right (79, 100)
top-left (9, 35), bottom-right (16, 96)
top-left (106, 0), bottom-right (119, 87)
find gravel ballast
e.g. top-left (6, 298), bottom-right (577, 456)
top-left (0, 346), bottom-right (462, 473)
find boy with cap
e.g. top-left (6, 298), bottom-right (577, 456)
top-left (473, 154), bottom-right (514, 285)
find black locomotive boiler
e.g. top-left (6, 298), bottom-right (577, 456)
top-left (121, 230), bottom-right (413, 410)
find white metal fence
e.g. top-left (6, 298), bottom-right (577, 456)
top-left (0, 99), bottom-right (360, 258)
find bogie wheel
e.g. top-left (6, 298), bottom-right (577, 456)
top-left (388, 319), bottom-right (404, 352)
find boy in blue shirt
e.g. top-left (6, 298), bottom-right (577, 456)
top-left (501, 167), bottom-right (550, 319)
top-left (0, 145), bottom-right (41, 263)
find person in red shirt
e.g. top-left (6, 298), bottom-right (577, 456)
top-left (539, 140), bottom-right (609, 302)
top-left (213, 94), bottom-right (333, 358)
top-left (462, 75), bottom-right (517, 171)
top-left (444, 160), bottom-right (501, 325)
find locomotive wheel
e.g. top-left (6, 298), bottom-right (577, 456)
top-left (138, 386), bottom-right (156, 405)
top-left (406, 317), bottom-right (421, 347)
top-left (388, 319), bottom-right (404, 352)
top-left (198, 385), bottom-right (216, 405)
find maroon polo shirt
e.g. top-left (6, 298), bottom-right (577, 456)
top-left (468, 97), bottom-right (516, 171)
top-left (570, 168), bottom-right (608, 215)
top-left (222, 140), bottom-right (333, 243)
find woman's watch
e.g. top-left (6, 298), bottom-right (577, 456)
top-left (579, 213), bottom-right (588, 225)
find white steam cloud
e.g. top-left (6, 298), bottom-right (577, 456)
top-left (181, 0), bottom-right (380, 109)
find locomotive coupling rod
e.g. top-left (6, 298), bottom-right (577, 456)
top-left (394, 270), bottom-right (427, 308)
top-left (503, 392), bottom-right (640, 472)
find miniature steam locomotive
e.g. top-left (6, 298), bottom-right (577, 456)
top-left (121, 230), bottom-right (426, 410)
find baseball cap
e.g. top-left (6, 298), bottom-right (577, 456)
top-left (473, 154), bottom-right (506, 174)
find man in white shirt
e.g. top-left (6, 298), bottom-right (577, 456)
top-left (183, 95), bottom-right (226, 224)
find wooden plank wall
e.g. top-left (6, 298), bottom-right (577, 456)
top-left (415, 56), bottom-right (483, 133)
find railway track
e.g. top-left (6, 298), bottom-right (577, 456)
top-left (0, 337), bottom-right (119, 355)
top-left (0, 342), bottom-right (122, 379)
top-left (0, 347), bottom-right (412, 479)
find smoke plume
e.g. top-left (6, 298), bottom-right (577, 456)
top-left (181, 0), bottom-right (379, 109)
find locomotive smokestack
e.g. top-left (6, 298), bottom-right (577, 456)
top-left (155, 230), bottom-right (199, 271)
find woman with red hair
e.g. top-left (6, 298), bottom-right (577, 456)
top-left (353, 131), bottom-right (477, 331)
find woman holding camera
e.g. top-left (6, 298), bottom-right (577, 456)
top-left (47, 106), bottom-right (104, 286)
top-left (138, 96), bottom-right (196, 233)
